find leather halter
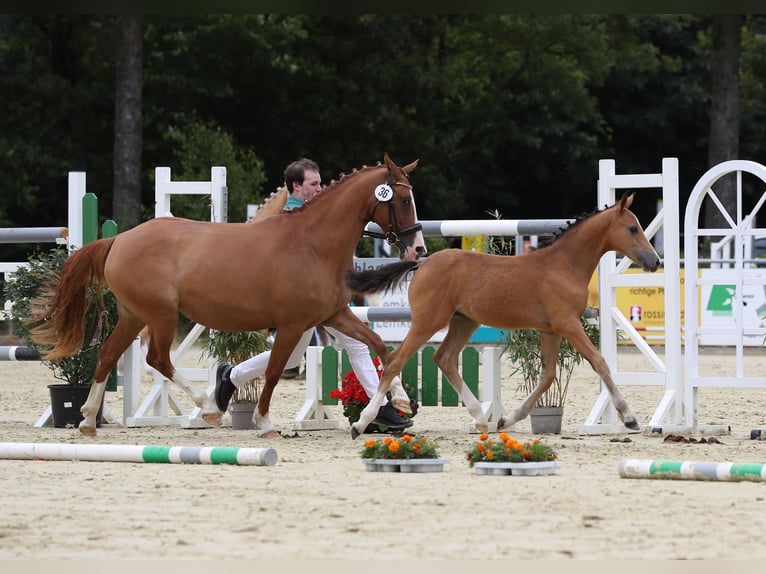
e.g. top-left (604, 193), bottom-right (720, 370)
top-left (364, 173), bottom-right (423, 245)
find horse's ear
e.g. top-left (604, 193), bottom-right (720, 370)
top-left (619, 192), bottom-right (635, 211)
top-left (383, 153), bottom-right (396, 172)
top-left (402, 159), bottom-right (419, 175)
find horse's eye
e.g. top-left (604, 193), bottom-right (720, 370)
top-left (629, 225), bottom-right (639, 234)
top-left (401, 197), bottom-right (411, 206)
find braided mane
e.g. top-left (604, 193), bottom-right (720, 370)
top-left (282, 161), bottom-right (384, 216)
top-left (535, 205), bottom-right (603, 249)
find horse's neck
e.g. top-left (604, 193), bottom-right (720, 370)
top-left (548, 215), bottom-right (611, 279)
top-left (297, 170), bottom-right (380, 250)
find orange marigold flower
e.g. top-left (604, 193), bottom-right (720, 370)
top-left (477, 443), bottom-right (486, 452)
top-left (388, 441), bottom-right (400, 452)
top-left (365, 439), bottom-right (376, 448)
top-left (486, 450), bottom-right (495, 459)
top-left (402, 434), bottom-right (413, 442)
top-left (383, 437), bottom-right (393, 445)
top-left (499, 432), bottom-right (509, 441)
top-left (413, 443), bottom-right (422, 452)
top-left (522, 450), bottom-right (532, 460)
top-left (479, 433), bottom-right (489, 441)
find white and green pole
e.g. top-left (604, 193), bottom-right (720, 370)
top-left (0, 443), bottom-right (277, 466)
top-left (619, 459), bottom-right (766, 482)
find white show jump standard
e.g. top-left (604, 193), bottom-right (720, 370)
top-left (0, 442), bottom-right (277, 466)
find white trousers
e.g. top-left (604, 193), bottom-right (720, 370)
top-left (228, 326), bottom-right (409, 404)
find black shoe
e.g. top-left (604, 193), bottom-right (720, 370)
top-left (281, 366), bottom-right (300, 379)
top-left (372, 402), bottom-right (414, 430)
top-left (214, 363), bottom-right (235, 412)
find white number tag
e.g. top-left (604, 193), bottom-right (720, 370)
top-left (374, 184), bottom-right (393, 202)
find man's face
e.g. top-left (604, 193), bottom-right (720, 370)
top-left (292, 169), bottom-right (322, 201)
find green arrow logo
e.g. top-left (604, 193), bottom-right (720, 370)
top-left (707, 284), bottom-right (735, 316)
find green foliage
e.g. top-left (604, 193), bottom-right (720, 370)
top-left (160, 117), bottom-right (267, 223)
top-left (3, 13), bottom-right (766, 266)
top-left (3, 247), bottom-right (118, 385)
top-left (359, 434), bottom-right (440, 460)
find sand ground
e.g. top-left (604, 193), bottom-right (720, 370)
top-left (0, 345), bottom-right (765, 560)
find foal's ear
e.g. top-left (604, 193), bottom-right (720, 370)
top-left (619, 192), bottom-right (635, 211)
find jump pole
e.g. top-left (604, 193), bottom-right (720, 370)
top-left (0, 442), bottom-right (278, 466)
top-left (0, 346), bottom-right (40, 361)
top-left (619, 459), bottom-right (766, 482)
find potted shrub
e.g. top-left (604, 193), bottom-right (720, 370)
top-left (503, 309), bottom-right (600, 434)
top-left (203, 329), bottom-right (271, 430)
top-left (3, 246), bottom-right (118, 427)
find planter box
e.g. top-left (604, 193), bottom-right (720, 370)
top-left (473, 460), bottom-right (562, 476)
top-left (529, 406), bottom-right (563, 434)
top-left (362, 458), bottom-right (450, 473)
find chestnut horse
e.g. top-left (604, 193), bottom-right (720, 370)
top-left (28, 154), bottom-right (425, 437)
top-left (345, 193), bottom-right (660, 438)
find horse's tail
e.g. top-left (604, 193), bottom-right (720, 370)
top-left (27, 237), bottom-right (116, 360)
top-left (345, 260), bottom-right (420, 295)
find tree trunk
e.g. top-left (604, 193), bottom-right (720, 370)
top-left (704, 15), bottom-right (743, 230)
top-left (112, 15), bottom-right (143, 230)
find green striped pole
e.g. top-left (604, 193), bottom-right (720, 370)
top-left (619, 459), bottom-right (766, 482)
top-left (0, 443), bottom-right (277, 466)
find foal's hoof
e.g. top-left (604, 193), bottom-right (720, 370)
top-left (351, 425), bottom-right (361, 440)
top-left (624, 420), bottom-right (640, 431)
top-left (496, 416), bottom-right (508, 431)
top-left (202, 412), bottom-right (222, 427)
top-left (79, 425), bottom-right (97, 437)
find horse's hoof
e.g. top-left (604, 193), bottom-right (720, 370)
top-left (625, 420), bottom-right (640, 431)
top-left (202, 412), bottom-right (222, 427)
top-left (496, 417), bottom-right (508, 431)
top-left (475, 423), bottom-right (489, 434)
top-left (259, 430), bottom-right (282, 439)
top-left (351, 425), bottom-right (361, 440)
top-left (79, 425), bottom-right (97, 437)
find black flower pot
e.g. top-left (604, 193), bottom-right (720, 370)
top-left (48, 384), bottom-right (103, 428)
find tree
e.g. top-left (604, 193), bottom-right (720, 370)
top-left (112, 15), bottom-right (143, 230)
top-left (705, 15), bottom-right (743, 230)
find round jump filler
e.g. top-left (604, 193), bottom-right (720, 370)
top-left (619, 459), bottom-right (766, 482)
top-left (0, 442), bottom-right (277, 466)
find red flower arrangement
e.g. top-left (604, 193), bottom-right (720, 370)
top-left (329, 357), bottom-right (383, 427)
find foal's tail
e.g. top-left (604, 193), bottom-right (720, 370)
top-left (27, 238), bottom-right (116, 360)
top-left (345, 260), bottom-right (420, 295)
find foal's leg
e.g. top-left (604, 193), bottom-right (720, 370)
top-left (79, 314), bottom-right (144, 436)
top-left (350, 322), bottom-right (439, 439)
top-left (559, 322), bottom-right (639, 430)
top-left (497, 331), bottom-right (561, 431)
top-left (432, 314), bottom-right (488, 433)
top-left (145, 320), bottom-right (222, 428)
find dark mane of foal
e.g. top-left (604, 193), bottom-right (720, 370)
top-left (281, 162), bottom-right (384, 216)
top-left (534, 205), bottom-right (603, 250)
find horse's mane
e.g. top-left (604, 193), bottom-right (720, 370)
top-left (281, 161), bottom-right (384, 215)
top-left (535, 205), bottom-right (602, 250)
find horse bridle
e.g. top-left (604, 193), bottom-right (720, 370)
top-left (364, 172), bottom-right (423, 246)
